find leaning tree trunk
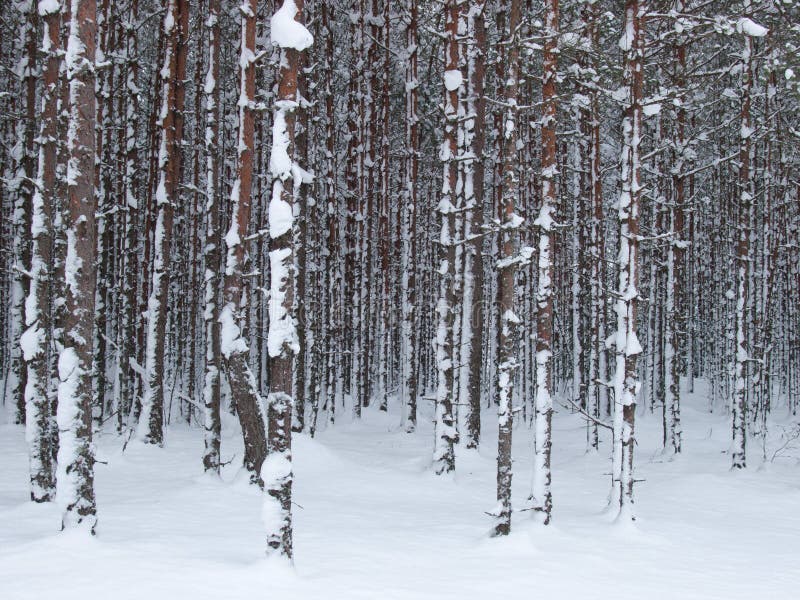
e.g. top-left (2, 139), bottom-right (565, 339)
top-left (57, 0), bottom-right (98, 532)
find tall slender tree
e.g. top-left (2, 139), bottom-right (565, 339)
top-left (433, 0), bottom-right (461, 476)
top-left (264, 0), bottom-right (313, 559)
top-left (612, 0), bottom-right (645, 519)
top-left (23, 0), bottom-right (61, 503)
top-left (57, 0), bottom-right (98, 532)
top-left (493, 0), bottom-right (522, 537)
top-left (530, 0), bottom-right (559, 526)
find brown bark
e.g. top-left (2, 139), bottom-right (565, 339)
top-left (59, 0), bottom-right (98, 531)
top-left (494, 0), bottom-right (522, 536)
top-left (223, 0), bottom-right (267, 483)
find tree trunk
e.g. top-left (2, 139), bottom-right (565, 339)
top-left (265, 0), bottom-right (313, 559)
top-left (531, 0), bottom-right (559, 526)
top-left (57, 0), bottom-right (98, 532)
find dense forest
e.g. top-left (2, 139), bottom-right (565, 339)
top-left (1, 0), bottom-right (799, 563)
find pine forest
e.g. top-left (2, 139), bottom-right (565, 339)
top-left (0, 1), bottom-right (799, 598)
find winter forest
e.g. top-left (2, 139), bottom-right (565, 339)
top-left (0, 0), bottom-right (799, 597)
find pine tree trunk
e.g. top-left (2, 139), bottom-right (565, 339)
top-left (401, 0), bottom-right (419, 433)
top-left (23, 0), bottom-right (61, 503)
top-left (462, 0), bottom-right (487, 449)
top-left (265, 0), bottom-right (313, 559)
top-left (433, 0), bottom-right (461, 476)
top-left (57, 0), bottom-right (98, 532)
top-left (138, 0), bottom-right (183, 445)
top-left (221, 0), bottom-right (268, 484)
top-left (531, 0), bottom-right (559, 525)
top-left (493, 0), bottom-right (522, 537)
top-left (202, 0), bottom-right (222, 474)
top-left (612, 0), bottom-right (644, 519)
top-left (732, 4), bottom-right (755, 470)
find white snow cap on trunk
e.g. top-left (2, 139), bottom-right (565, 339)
top-left (38, 0), bottom-right (60, 15)
top-left (444, 69), bottom-right (462, 91)
top-left (271, 1), bottom-right (314, 50)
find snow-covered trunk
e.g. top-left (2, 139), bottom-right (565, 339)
top-left (184, 0), bottom-right (207, 429)
top-left (586, 0), bottom-right (604, 441)
top-left (265, 0), bottom-right (313, 559)
top-left (493, 0), bottom-right (522, 537)
top-left (10, 0), bottom-right (39, 425)
top-left (530, 0), bottom-right (558, 526)
top-left (91, 0), bottom-right (108, 427)
top-left (119, 0), bottom-right (140, 433)
top-left (489, 4), bottom-right (506, 415)
top-left (293, 31), bottom-right (310, 432)
top-left (461, 0), bottom-right (486, 449)
top-left (666, 10), bottom-right (686, 454)
top-left (58, 0), bottom-right (97, 531)
top-left (346, 1), bottom-right (364, 419)
top-left (220, 0), bottom-right (268, 484)
top-left (137, 0), bottom-right (181, 445)
top-left (612, 0), bottom-right (644, 520)
top-left (433, 0), bottom-right (460, 477)
top-left (201, 0), bottom-right (222, 474)
top-left (378, 0), bottom-right (391, 414)
top-left (23, 0), bottom-right (61, 503)
top-left (319, 1), bottom-right (337, 434)
top-left (731, 10), bottom-right (756, 470)
top-left (401, 0), bottom-right (419, 432)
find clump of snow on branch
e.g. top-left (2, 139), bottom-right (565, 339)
top-left (736, 18), bottom-right (768, 38)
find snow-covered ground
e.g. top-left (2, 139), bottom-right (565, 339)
top-left (2, 386), bottom-right (799, 599)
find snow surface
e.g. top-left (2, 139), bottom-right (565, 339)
top-left (2, 383), bottom-right (799, 599)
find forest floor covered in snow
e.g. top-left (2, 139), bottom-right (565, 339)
top-left (2, 384), bottom-right (799, 599)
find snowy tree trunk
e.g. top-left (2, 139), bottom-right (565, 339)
top-left (265, 0), bottom-right (313, 559)
top-left (119, 0), bottom-right (140, 433)
top-left (10, 0), bottom-right (39, 425)
top-left (221, 0), bottom-right (268, 484)
top-left (732, 7), bottom-right (757, 470)
top-left (378, 0), bottom-right (391, 413)
top-left (461, 0), bottom-right (486, 449)
top-left (138, 0), bottom-right (182, 445)
top-left (202, 0), bottom-right (222, 474)
top-left (320, 0), bottom-right (338, 434)
top-left (57, 0), bottom-right (98, 532)
top-left (23, 0), bottom-right (61, 503)
top-left (493, 0), bottom-right (522, 537)
top-left (612, 0), bottom-right (644, 520)
top-left (531, 0), bottom-right (559, 526)
top-left (433, 0), bottom-right (461, 476)
top-left (665, 7), bottom-right (686, 454)
top-left (401, 0), bottom-right (419, 433)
